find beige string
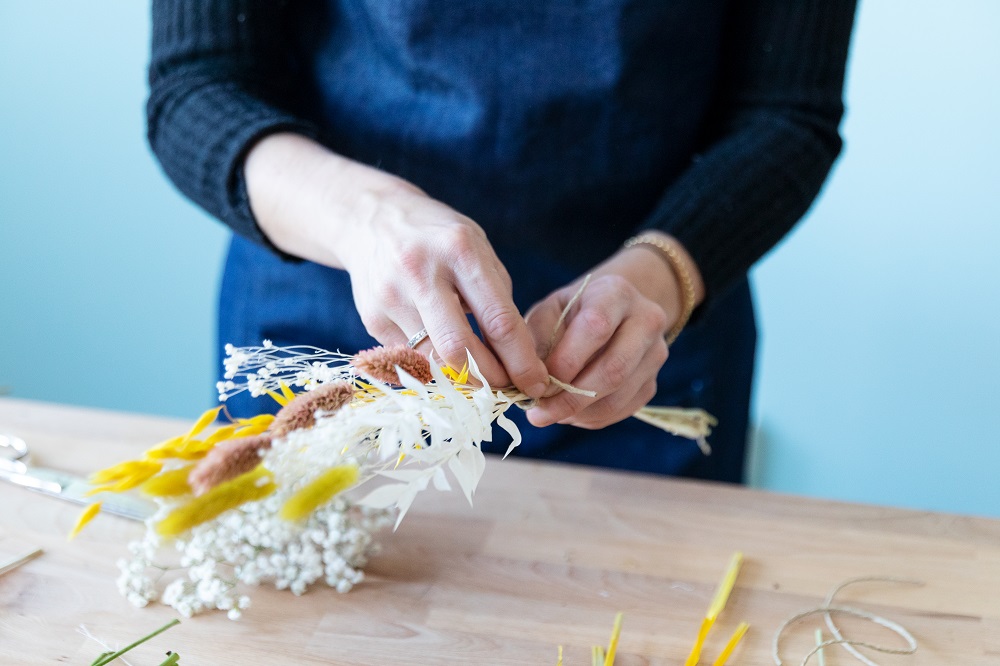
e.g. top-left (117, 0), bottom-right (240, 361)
top-left (772, 577), bottom-right (921, 666)
top-left (545, 273), bottom-right (592, 359)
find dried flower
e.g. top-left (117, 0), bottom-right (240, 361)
top-left (352, 344), bottom-right (433, 385)
top-left (280, 464), bottom-right (359, 521)
top-left (271, 381), bottom-right (355, 437)
top-left (187, 434), bottom-right (272, 496)
top-left (68, 502), bottom-right (102, 540)
top-left (88, 460), bottom-right (164, 495)
top-left (157, 467), bottom-right (277, 537)
top-left (140, 465), bottom-right (195, 498)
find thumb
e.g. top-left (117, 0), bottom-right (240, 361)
top-left (524, 295), bottom-right (566, 361)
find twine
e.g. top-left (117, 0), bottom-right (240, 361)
top-left (772, 577), bottom-right (922, 666)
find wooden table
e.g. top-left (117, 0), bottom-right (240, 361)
top-left (1, 398), bottom-right (997, 665)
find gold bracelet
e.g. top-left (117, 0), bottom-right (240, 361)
top-left (623, 233), bottom-right (696, 346)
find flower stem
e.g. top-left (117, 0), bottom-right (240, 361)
top-left (91, 619), bottom-right (180, 666)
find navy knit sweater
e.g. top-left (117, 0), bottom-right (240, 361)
top-left (147, 0), bottom-right (856, 302)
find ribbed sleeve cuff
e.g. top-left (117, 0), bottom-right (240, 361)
top-left (147, 82), bottom-right (320, 260)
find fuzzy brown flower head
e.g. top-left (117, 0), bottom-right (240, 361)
top-left (270, 381), bottom-right (355, 438)
top-left (188, 434), bottom-right (272, 496)
top-left (351, 344), bottom-right (434, 385)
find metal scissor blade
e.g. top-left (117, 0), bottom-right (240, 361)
top-left (2, 466), bottom-right (156, 521)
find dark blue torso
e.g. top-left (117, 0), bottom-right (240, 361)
top-left (221, 0), bottom-right (755, 482)
top-left (287, 0), bottom-right (728, 270)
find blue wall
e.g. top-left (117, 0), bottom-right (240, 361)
top-left (748, 1), bottom-right (1000, 517)
top-left (2, 2), bottom-right (998, 516)
top-left (0, 2), bottom-right (228, 416)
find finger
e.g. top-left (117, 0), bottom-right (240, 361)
top-left (564, 345), bottom-right (663, 429)
top-left (543, 288), bottom-right (629, 387)
top-left (524, 293), bottom-right (568, 360)
top-left (357, 308), bottom-right (410, 348)
top-left (568, 378), bottom-right (659, 430)
top-left (527, 313), bottom-right (665, 427)
top-left (458, 265), bottom-right (549, 398)
top-left (416, 281), bottom-right (512, 386)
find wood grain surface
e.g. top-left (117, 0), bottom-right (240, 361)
top-left (1, 397), bottom-right (997, 665)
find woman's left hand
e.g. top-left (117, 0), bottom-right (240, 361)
top-left (524, 233), bottom-right (703, 429)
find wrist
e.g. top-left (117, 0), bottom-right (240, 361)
top-left (615, 232), bottom-right (705, 343)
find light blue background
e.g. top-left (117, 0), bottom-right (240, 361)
top-left (2, 2), bottom-right (998, 516)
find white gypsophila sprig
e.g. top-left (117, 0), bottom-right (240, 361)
top-left (217, 340), bottom-right (357, 401)
top-left (116, 489), bottom-right (392, 619)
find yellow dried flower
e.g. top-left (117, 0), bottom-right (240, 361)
top-left (280, 465), bottom-right (359, 521)
top-left (352, 344), bottom-right (433, 385)
top-left (91, 459), bottom-right (162, 486)
top-left (140, 465), bottom-right (196, 498)
top-left (156, 467), bottom-right (276, 538)
top-left (144, 435), bottom-right (189, 459)
top-left (68, 502), bottom-right (102, 540)
top-left (270, 381), bottom-right (355, 438)
top-left (185, 405), bottom-right (223, 439)
top-left (232, 413), bottom-right (275, 438)
top-left (187, 434), bottom-right (272, 496)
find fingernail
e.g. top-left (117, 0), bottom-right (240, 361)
top-left (526, 408), bottom-right (547, 428)
top-left (528, 382), bottom-right (548, 399)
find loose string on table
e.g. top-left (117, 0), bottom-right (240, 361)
top-left (772, 577), bottom-right (922, 666)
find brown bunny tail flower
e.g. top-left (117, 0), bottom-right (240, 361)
top-left (351, 344), bottom-right (434, 385)
top-left (270, 380), bottom-right (355, 438)
top-left (188, 434), bottom-right (272, 496)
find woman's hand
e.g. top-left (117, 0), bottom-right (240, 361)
top-left (340, 182), bottom-right (549, 395)
top-left (245, 133), bottom-right (549, 397)
top-left (524, 233), bottom-right (704, 429)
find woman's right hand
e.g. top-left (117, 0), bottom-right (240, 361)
top-left (245, 133), bottom-right (549, 397)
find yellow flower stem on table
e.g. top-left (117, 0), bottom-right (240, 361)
top-left (684, 552), bottom-right (747, 666)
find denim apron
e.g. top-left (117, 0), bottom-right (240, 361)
top-left (219, 237), bottom-right (755, 483)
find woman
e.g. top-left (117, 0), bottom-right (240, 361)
top-left (147, 0), bottom-right (856, 483)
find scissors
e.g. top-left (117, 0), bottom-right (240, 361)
top-left (0, 433), bottom-right (155, 521)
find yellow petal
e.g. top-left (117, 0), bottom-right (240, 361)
top-left (67, 502), bottom-right (102, 540)
top-left (264, 389), bottom-right (288, 407)
top-left (279, 381), bottom-right (296, 402)
top-left (140, 465), bottom-right (196, 497)
top-left (203, 424), bottom-right (238, 447)
top-left (173, 438), bottom-right (216, 460)
top-left (186, 406), bottom-right (223, 439)
top-left (233, 421), bottom-right (271, 438)
top-left (236, 414), bottom-right (276, 428)
top-left (556, 646), bottom-right (563, 666)
top-left (280, 465), bottom-right (359, 522)
top-left (144, 435), bottom-right (188, 460)
top-left (90, 460), bottom-right (162, 487)
top-left (155, 467), bottom-right (276, 538)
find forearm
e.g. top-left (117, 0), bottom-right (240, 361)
top-left (244, 133), bottom-right (419, 270)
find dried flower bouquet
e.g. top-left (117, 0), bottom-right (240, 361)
top-left (76, 340), bottom-right (715, 618)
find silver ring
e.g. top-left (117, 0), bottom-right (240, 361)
top-left (406, 327), bottom-right (430, 349)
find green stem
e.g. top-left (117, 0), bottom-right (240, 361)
top-left (158, 652), bottom-right (181, 666)
top-left (93, 619), bottom-right (180, 666)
